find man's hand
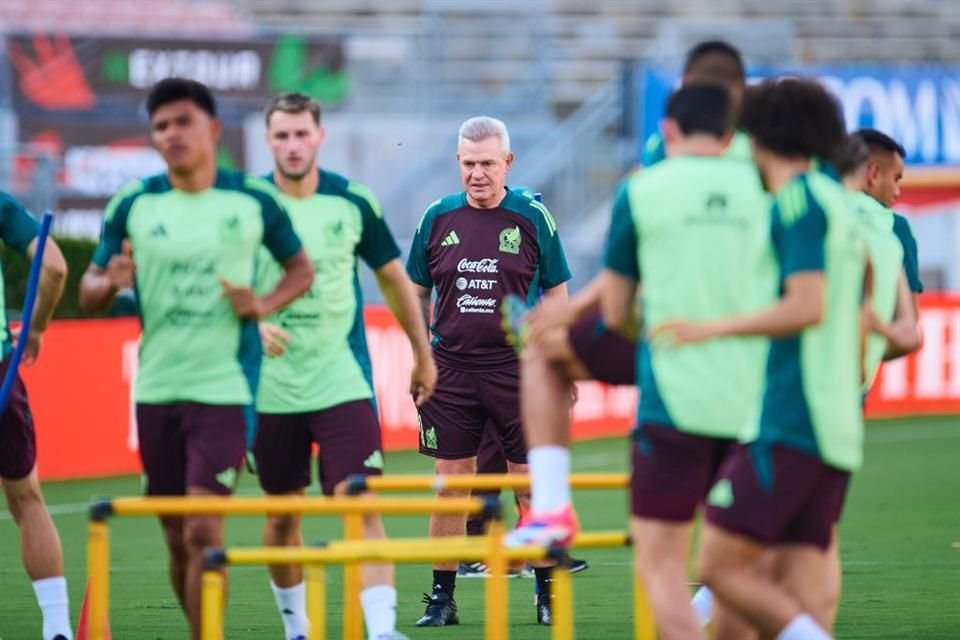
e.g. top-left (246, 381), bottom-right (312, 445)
top-left (527, 296), bottom-right (577, 347)
top-left (220, 278), bottom-right (263, 319)
top-left (650, 320), bottom-right (719, 346)
top-left (106, 239), bottom-right (136, 291)
top-left (411, 351), bottom-right (438, 407)
top-left (12, 327), bottom-right (43, 365)
top-left (259, 322), bottom-right (290, 358)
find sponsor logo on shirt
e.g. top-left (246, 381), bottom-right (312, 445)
top-left (441, 230), bottom-right (460, 247)
top-left (456, 277), bottom-right (496, 291)
top-left (499, 226), bottom-right (521, 254)
top-left (456, 294), bottom-right (497, 314)
top-left (457, 258), bottom-right (499, 273)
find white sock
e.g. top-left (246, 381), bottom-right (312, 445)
top-left (361, 585), bottom-right (397, 640)
top-left (32, 576), bottom-right (73, 640)
top-left (776, 613), bottom-right (832, 640)
top-left (270, 581), bottom-right (309, 640)
top-left (529, 445), bottom-right (572, 514)
top-left (691, 585), bottom-right (714, 626)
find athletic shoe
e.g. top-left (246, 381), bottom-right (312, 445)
top-left (415, 591), bottom-right (459, 627)
top-left (569, 557), bottom-right (590, 574)
top-left (504, 504), bottom-right (579, 549)
top-left (458, 560), bottom-right (524, 578)
top-left (536, 593), bottom-right (552, 625)
top-left (500, 294), bottom-right (530, 356)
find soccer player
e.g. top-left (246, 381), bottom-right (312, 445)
top-left (79, 78), bottom-right (314, 640)
top-left (253, 93), bottom-right (435, 640)
top-left (0, 192), bottom-right (72, 640)
top-left (595, 84), bottom-right (775, 639)
top-left (406, 116), bottom-right (571, 626)
top-left (853, 128), bottom-right (924, 309)
top-left (654, 78), bottom-right (861, 640)
top-left (506, 38), bottom-right (750, 552)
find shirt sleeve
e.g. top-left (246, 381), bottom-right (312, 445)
top-left (772, 195), bottom-right (827, 277)
top-left (260, 194), bottom-right (303, 263)
top-left (533, 202), bottom-right (572, 289)
top-left (406, 207), bottom-right (435, 288)
top-left (640, 132), bottom-right (667, 167)
top-left (602, 183), bottom-right (640, 279)
top-left (0, 196), bottom-right (40, 256)
top-left (92, 189), bottom-right (135, 267)
top-left (352, 187), bottom-right (402, 270)
top-left (892, 213), bottom-right (923, 293)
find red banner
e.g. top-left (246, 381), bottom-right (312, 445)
top-left (21, 296), bottom-right (951, 481)
top-left (863, 291), bottom-right (960, 417)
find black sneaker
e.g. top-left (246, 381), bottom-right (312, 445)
top-left (536, 593), bottom-right (552, 625)
top-left (569, 558), bottom-right (590, 574)
top-left (458, 561), bottom-right (490, 578)
top-left (415, 591), bottom-right (459, 626)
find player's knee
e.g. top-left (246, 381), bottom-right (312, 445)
top-left (184, 517), bottom-right (222, 551)
top-left (361, 513), bottom-right (387, 539)
top-left (696, 552), bottom-right (730, 588)
top-left (265, 513), bottom-right (300, 540)
top-left (436, 486), bottom-right (469, 500)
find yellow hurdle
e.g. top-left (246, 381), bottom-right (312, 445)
top-left (200, 570), bottom-right (224, 640)
top-left (306, 564), bottom-right (326, 640)
top-left (85, 495), bottom-right (492, 640)
top-left (484, 517), bottom-right (509, 640)
top-left (551, 562), bottom-right (574, 640)
top-left (347, 472), bottom-right (628, 494)
top-left (201, 532), bottom-right (632, 640)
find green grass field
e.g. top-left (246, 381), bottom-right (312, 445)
top-left (1, 416), bottom-right (958, 638)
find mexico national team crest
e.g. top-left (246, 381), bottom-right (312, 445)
top-left (499, 226), bottom-right (521, 254)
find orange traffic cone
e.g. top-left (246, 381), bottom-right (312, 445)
top-left (75, 579), bottom-right (111, 640)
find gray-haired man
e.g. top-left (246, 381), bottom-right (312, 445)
top-left (406, 116), bottom-right (572, 626)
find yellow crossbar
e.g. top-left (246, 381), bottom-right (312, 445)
top-left (352, 472), bottom-right (628, 493)
top-left (105, 495), bottom-right (489, 516)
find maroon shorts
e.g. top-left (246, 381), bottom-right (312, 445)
top-left (0, 358), bottom-right (36, 481)
top-left (568, 310), bottom-right (636, 385)
top-left (631, 423), bottom-right (735, 521)
top-left (706, 444), bottom-right (850, 550)
top-left (136, 403), bottom-right (247, 496)
top-left (416, 362), bottom-right (526, 463)
top-left (254, 399), bottom-right (383, 496)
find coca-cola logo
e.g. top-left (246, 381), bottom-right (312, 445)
top-left (457, 258), bottom-right (499, 273)
top-left (456, 294), bottom-right (497, 314)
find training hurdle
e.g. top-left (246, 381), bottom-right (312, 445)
top-left (341, 472), bottom-right (644, 637)
top-left (85, 495), bottom-right (494, 640)
top-left (201, 531), bottom-right (633, 640)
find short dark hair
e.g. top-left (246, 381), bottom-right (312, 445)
top-left (265, 93), bottom-right (322, 126)
top-left (665, 84), bottom-right (731, 138)
top-left (146, 78), bottom-right (217, 118)
top-left (683, 40), bottom-right (746, 85)
top-left (740, 78), bottom-right (845, 161)
top-left (853, 128), bottom-right (906, 159)
top-left (836, 134), bottom-right (870, 178)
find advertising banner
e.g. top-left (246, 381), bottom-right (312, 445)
top-left (7, 33), bottom-right (348, 113)
top-left (637, 66), bottom-right (960, 166)
top-left (23, 297), bottom-right (954, 481)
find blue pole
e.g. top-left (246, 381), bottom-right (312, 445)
top-left (0, 211), bottom-right (54, 416)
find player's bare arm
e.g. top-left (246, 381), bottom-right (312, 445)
top-left (598, 269), bottom-right (640, 339)
top-left (654, 272), bottom-right (825, 344)
top-left (412, 282), bottom-right (432, 340)
top-left (880, 272), bottom-right (922, 359)
top-left (376, 259), bottom-right (437, 405)
top-left (79, 238), bottom-right (135, 314)
top-left (221, 248), bottom-right (314, 319)
top-left (17, 237), bottom-right (67, 365)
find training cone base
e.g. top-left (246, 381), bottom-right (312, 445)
top-left (76, 578), bottom-right (111, 640)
